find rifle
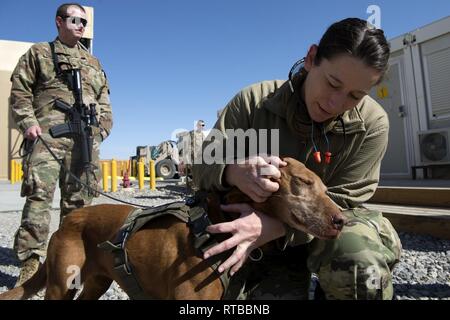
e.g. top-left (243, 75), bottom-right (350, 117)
top-left (49, 68), bottom-right (99, 194)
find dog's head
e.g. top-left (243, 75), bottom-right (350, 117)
top-left (224, 157), bottom-right (345, 240)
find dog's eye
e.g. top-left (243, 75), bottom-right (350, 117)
top-left (299, 176), bottom-right (314, 185)
top-left (290, 178), bottom-right (305, 195)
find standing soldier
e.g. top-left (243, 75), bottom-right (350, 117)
top-left (10, 3), bottom-right (113, 286)
top-left (185, 120), bottom-right (205, 194)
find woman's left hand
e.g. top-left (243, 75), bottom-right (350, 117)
top-left (203, 203), bottom-right (286, 276)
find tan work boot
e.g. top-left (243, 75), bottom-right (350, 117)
top-left (15, 254), bottom-right (41, 288)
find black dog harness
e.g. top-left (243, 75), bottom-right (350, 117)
top-left (98, 200), bottom-right (231, 299)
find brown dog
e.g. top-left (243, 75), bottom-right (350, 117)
top-left (0, 157), bottom-right (344, 300)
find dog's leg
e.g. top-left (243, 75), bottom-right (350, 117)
top-left (76, 275), bottom-right (113, 300)
top-left (0, 262), bottom-right (47, 300)
top-left (44, 234), bottom-right (86, 300)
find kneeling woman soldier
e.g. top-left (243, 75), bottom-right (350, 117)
top-left (194, 17), bottom-right (402, 300)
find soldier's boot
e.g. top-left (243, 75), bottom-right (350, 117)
top-left (15, 254), bottom-right (41, 288)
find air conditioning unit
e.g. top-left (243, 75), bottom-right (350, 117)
top-left (418, 128), bottom-right (450, 165)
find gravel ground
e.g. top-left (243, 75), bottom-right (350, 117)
top-left (0, 182), bottom-right (449, 300)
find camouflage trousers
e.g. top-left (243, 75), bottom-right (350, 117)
top-left (225, 207), bottom-right (402, 300)
top-left (185, 164), bottom-right (199, 195)
top-left (14, 134), bottom-right (100, 261)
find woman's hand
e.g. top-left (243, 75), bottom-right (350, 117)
top-left (224, 155), bottom-right (287, 203)
top-left (203, 203), bottom-right (286, 276)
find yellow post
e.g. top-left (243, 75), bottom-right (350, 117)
top-left (149, 160), bottom-right (156, 191)
top-left (10, 160), bottom-right (16, 184)
top-left (102, 162), bottom-right (109, 192)
top-left (18, 163), bottom-right (23, 181)
top-left (111, 159), bottom-right (117, 192)
top-left (15, 160), bottom-right (20, 184)
top-left (138, 161), bottom-right (144, 190)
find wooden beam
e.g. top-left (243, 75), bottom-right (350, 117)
top-left (382, 212), bottom-right (450, 240)
top-left (364, 203), bottom-right (450, 240)
top-left (369, 187), bottom-right (450, 208)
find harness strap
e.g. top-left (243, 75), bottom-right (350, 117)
top-left (98, 202), bottom-right (189, 300)
top-left (48, 41), bottom-right (79, 90)
top-left (98, 199), bottom-right (232, 299)
top-left (49, 41), bottom-right (62, 76)
top-left (188, 205), bottom-right (215, 252)
top-left (186, 197), bottom-right (232, 297)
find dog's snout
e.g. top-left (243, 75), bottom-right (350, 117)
top-left (332, 215), bottom-right (345, 231)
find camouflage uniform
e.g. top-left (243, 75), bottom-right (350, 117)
top-left (194, 75), bottom-right (402, 299)
top-left (10, 38), bottom-right (113, 261)
top-left (185, 129), bottom-right (204, 194)
top-left (225, 208), bottom-right (401, 300)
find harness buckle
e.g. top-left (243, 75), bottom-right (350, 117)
top-left (188, 206), bottom-right (215, 252)
top-left (188, 207), bottom-right (211, 236)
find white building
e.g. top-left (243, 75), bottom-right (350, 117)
top-left (369, 16), bottom-right (450, 179)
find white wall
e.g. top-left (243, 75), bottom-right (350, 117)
top-left (0, 40), bottom-right (34, 180)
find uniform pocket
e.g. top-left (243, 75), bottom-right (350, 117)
top-left (378, 217), bottom-right (402, 268)
top-left (81, 60), bottom-right (104, 97)
top-left (20, 159), bottom-right (35, 197)
top-left (352, 207), bottom-right (402, 269)
top-left (19, 140), bottom-right (40, 197)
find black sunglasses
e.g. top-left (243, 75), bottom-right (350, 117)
top-left (61, 15), bottom-right (88, 27)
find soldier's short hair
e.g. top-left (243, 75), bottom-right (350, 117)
top-left (56, 3), bottom-right (86, 18)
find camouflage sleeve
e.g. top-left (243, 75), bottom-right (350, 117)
top-left (326, 115), bottom-right (389, 209)
top-left (9, 47), bottom-right (39, 134)
top-left (96, 65), bottom-right (113, 141)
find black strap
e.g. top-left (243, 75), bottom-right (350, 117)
top-left (98, 199), bottom-right (233, 299)
top-left (49, 41), bottom-right (75, 89)
top-left (188, 206), bottom-right (214, 252)
top-left (19, 138), bottom-right (37, 158)
top-left (97, 207), bottom-right (146, 299)
top-left (97, 202), bottom-right (190, 300)
top-left (49, 42), bottom-right (62, 76)
top-left (186, 195), bottom-right (233, 298)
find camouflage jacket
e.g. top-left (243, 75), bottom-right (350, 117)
top-left (194, 78), bottom-right (389, 209)
top-left (193, 75), bottom-right (389, 245)
top-left (10, 37), bottom-right (113, 141)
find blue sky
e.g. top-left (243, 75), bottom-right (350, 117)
top-left (1, 1), bottom-right (449, 159)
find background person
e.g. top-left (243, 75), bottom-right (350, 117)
top-left (184, 120), bottom-right (206, 193)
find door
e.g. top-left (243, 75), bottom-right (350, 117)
top-left (370, 59), bottom-right (410, 176)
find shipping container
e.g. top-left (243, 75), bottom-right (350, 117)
top-left (370, 16), bottom-right (450, 179)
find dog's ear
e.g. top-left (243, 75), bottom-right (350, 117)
top-left (280, 158), bottom-right (314, 185)
top-left (224, 187), bottom-right (253, 204)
